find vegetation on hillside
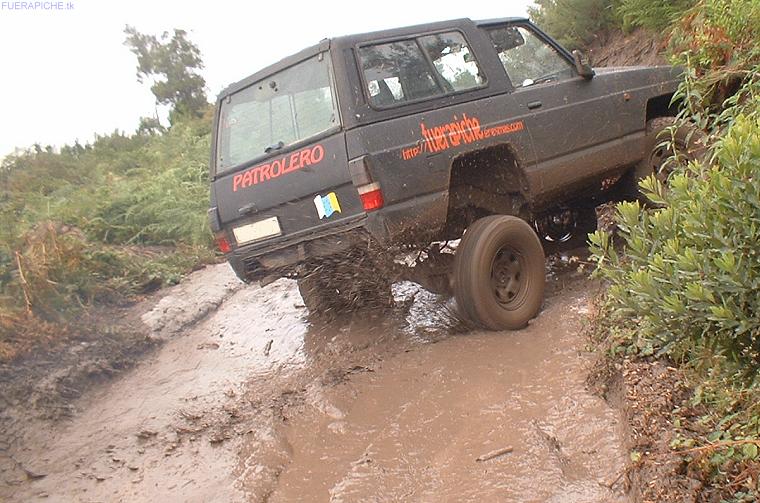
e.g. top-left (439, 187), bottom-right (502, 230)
top-left (529, 0), bottom-right (760, 499)
top-left (0, 27), bottom-right (215, 360)
top-left (529, 0), bottom-right (697, 48)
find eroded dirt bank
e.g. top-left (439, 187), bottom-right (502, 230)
top-left (1, 261), bottom-right (629, 502)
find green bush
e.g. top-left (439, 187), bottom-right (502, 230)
top-left (590, 105), bottom-right (760, 373)
top-left (617, 0), bottom-right (696, 31)
top-left (528, 0), bottom-right (620, 49)
top-left (85, 119), bottom-right (212, 247)
top-left (668, 0), bottom-right (760, 133)
top-left (528, 0), bottom-right (696, 50)
top-left (0, 112), bottom-right (216, 357)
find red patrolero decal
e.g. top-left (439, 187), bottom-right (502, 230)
top-left (233, 144), bottom-right (325, 192)
top-left (401, 114), bottom-right (524, 160)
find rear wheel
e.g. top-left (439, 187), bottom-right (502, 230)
top-left (453, 215), bottom-right (545, 330)
top-left (297, 252), bottom-right (393, 317)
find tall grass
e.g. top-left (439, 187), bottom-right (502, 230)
top-left (0, 110), bottom-right (216, 360)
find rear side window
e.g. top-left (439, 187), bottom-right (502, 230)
top-left (419, 32), bottom-right (484, 92)
top-left (359, 31), bottom-right (485, 108)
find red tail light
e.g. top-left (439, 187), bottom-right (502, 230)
top-left (349, 156), bottom-right (384, 212)
top-left (358, 182), bottom-right (384, 211)
top-left (215, 233), bottom-right (232, 254)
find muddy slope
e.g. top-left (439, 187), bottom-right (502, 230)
top-left (588, 28), bottom-right (667, 68)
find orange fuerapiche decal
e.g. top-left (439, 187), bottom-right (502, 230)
top-left (401, 114), bottom-right (524, 160)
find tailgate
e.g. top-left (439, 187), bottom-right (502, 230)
top-left (213, 133), bottom-right (365, 248)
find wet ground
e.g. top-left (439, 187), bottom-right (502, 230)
top-left (1, 258), bottom-right (629, 502)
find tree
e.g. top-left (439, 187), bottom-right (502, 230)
top-left (124, 26), bottom-right (208, 122)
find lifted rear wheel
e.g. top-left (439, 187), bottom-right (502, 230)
top-left (453, 215), bottom-right (545, 330)
top-left (297, 252), bottom-right (393, 317)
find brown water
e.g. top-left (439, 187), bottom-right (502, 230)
top-left (2, 263), bottom-right (628, 502)
top-left (266, 282), bottom-right (627, 502)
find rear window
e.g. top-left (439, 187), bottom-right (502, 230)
top-left (359, 31), bottom-right (485, 108)
top-left (216, 55), bottom-right (339, 173)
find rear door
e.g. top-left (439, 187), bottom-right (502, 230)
top-left (212, 54), bottom-right (364, 249)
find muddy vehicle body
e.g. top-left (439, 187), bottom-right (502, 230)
top-left (208, 17), bottom-right (682, 328)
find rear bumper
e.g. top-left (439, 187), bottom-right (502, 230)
top-left (225, 190), bottom-right (448, 283)
top-left (227, 215), bottom-right (371, 283)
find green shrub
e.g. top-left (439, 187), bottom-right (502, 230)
top-left (617, 0), bottom-right (696, 31)
top-left (589, 106), bottom-right (760, 374)
top-left (85, 119), bottom-right (212, 247)
top-left (668, 0), bottom-right (760, 133)
top-left (0, 112), bottom-right (216, 358)
top-left (528, 0), bottom-right (621, 49)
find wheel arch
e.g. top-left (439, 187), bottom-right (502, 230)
top-left (645, 93), bottom-right (680, 123)
top-left (443, 143), bottom-right (531, 239)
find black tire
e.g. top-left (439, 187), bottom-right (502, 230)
top-left (453, 215), bottom-right (545, 330)
top-left (297, 271), bottom-right (336, 315)
top-left (630, 117), bottom-right (705, 199)
top-left (297, 253), bottom-right (393, 317)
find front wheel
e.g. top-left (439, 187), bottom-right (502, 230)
top-left (629, 117), bottom-right (705, 200)
top-left (453, 215), bottom-right (545, 330)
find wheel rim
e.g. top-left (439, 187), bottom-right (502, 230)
top-left (490, 247), bottom-right (526, 309)
top-left (649, 138), bottom-right (688, 183)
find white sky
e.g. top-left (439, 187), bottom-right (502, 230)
top-left (0, 0), bottom-right (534, 158)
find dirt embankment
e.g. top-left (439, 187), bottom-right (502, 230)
top-left (588, 28), bottom-right (667, 68)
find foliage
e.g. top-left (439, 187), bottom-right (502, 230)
top-left (528, 0), bottom-right (620, 49)
top-left (668, 0), bottom-right (760, 134)
top-left (590, 109), bottom-right (760, 371)
top-left (528, 0), bottom-right (696, 49)
top-left (617, 0), bottom-right (696, 31)
top-left (0, 112), bottom-right (216, 360)
top-left (124, 25), bottom-right (208, 122)
top-left (587, 1), bottom-right (760, 495)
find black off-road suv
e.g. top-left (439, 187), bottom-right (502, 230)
top-left (208, 17), bottom-right (693, 329)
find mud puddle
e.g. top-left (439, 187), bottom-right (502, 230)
top-left (259, 280), bottom-right (628, 502)
top-left (2, 254), bottom-right (627, 502)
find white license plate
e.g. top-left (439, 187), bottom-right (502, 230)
top-left (233, 217), bottom-right (281, 244)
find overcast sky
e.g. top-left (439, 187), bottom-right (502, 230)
top-left (0, 0), bottom-right (534, 158)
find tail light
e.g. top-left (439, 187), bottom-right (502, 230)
top-left (358, 182), bottom-right (384, 211)
top-left (215, 233), bottom-right (232, 253)
top-left (348, 156), bottom-right (384, 212)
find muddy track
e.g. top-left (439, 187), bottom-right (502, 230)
top-left (1, 258), bottom-right (629, 502)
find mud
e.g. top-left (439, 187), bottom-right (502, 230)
top-left (587, 28), bottom-right (667, 68)
top-left (1, 257), bottom-right (630, 502)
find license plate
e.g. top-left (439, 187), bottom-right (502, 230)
top-left (233, 217), bottom-right (281, 244)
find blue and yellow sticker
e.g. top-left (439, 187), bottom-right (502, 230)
top-left (314, 192), bottom-right (341, 219)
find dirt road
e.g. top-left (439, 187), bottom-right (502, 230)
top-left (1, 260), bottom-right (629, 502)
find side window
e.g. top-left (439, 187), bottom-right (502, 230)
top-left (359, 40), bottom-right (442, 107)
top-left (419, 32), bottom-right (485, 92)
top-left (359, 31), bottom-right (485, 108)
top-left (487, 26), bottom-right (575, 88)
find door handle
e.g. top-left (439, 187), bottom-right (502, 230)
top-left (527, 101), bottom-right (543, 110)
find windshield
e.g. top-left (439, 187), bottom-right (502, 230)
top-left (216, 54), bottom-right (339, 173)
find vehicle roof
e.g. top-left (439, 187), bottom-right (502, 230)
top-left (217, 17), bottom-right (529, 99)
top-left (330, 16), bottom-right (528, 47)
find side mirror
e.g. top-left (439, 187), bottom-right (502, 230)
top-left (573, 50), bottom-right (595, 80)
